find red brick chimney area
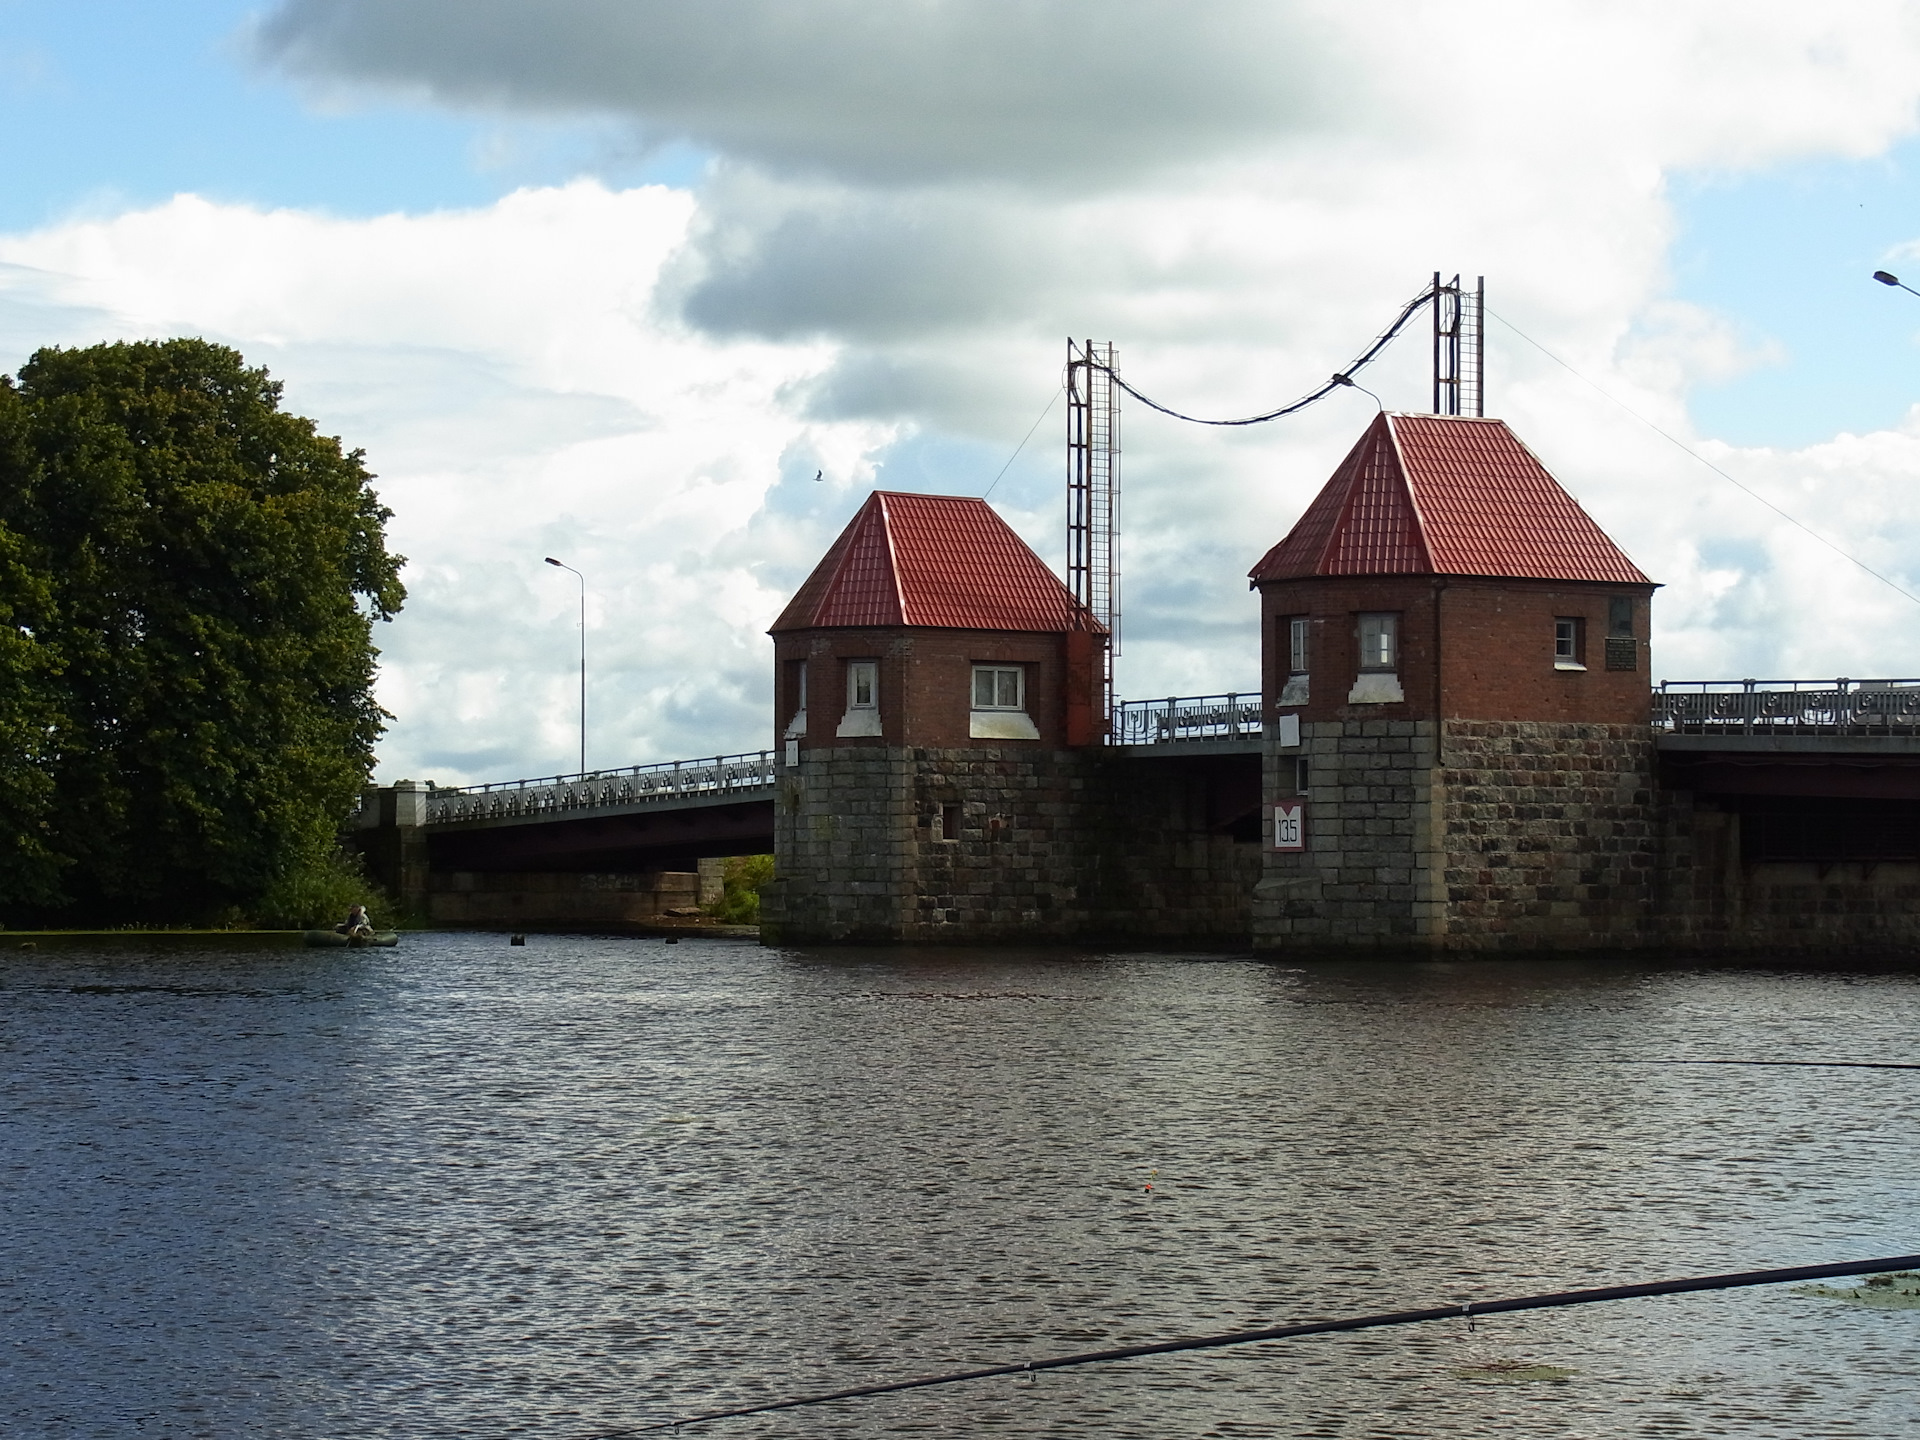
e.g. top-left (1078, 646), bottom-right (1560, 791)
top-left (763, 421), bottom-right (1920, 953)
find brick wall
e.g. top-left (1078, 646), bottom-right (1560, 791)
top-left (773, 627), bottom-right (1105, 750)
top-left (761, 745), bottom-right (1260, 944)
top-left (1258, 576), bottom-right (1655, 726)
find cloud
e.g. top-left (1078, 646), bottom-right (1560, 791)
top-left (251, 0), bottom-right (1348, 188)
top-left (12, 3), bottom-right (1920, 793)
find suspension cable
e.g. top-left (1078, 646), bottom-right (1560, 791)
top-left (1084, 282), bottom-right (1435, 426)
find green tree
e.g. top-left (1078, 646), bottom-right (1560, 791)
top-left (0, 339), bottom-right (404, 925)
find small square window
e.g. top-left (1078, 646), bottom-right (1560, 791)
top-left (972, 665), bottom-right (1025, 710)
top-left (1288, 616), bottom-right (1309, 675)
top-left (1358, 613), bottom-right (1398, 671)
top-left (1554, 618), bottom-right (1586, 670)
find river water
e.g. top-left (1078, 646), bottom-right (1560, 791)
top-left (2, 934), bottom-right (1916, 1438)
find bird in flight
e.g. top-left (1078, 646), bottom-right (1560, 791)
top-left (813, 469), bottom-right (823, 482)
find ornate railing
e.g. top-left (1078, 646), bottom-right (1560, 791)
top-left (422, 751), bottom-right (778, 824)
top-left (1653, 679), bottom-right (1920, 736)
top-left (1112, 692), bottom-right (1263, 746)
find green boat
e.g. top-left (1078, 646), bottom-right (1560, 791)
top-left (302, 929), bottom-right (400, 948)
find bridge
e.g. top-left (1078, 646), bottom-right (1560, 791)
top-left (353, 679), bottom-right (1918, 925)
top-left (351, 693), bottom-right (1264, 924)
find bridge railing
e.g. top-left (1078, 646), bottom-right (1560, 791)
top-left (422, 751), bottom-right (778, 824)
top-left (1653, 679), bottom-right (1920, 735)
top-left (1112, 692), bottom-right (1263, 746)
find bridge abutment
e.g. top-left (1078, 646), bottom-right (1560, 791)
top-left (761, 744), bottom-right (1261, 946)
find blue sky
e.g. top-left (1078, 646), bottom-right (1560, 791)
top-left (0, 1), bottom-right (704, 227)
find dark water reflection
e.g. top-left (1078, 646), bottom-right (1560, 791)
top-left (2, 935), bottom-right (1917, 1438)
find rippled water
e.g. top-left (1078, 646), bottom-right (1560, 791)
top-left (2, 934), bottom-right (1917, 1438)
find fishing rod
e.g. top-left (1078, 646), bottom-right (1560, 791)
top-left (598, 1252), bottom-right (1920, 1435)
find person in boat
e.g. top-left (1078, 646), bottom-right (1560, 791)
top-left (336, 904), bottom-right (373, 938)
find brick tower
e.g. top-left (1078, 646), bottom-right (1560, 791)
top-left (1250, 412), bottom-right (1660, 952)
top-left (759, 492), bottom-right (1110, 942)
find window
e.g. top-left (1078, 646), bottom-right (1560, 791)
top-left (1605, 595), bottom-right (1637, 671)
top-left (848, 660), bottom-right (877, 709)
top-left (969, 663), bottom-right (1038, 739)
top-left (1358, 613), bottom-right (1398, 671)
top-left (937, 803), bottom-right (961, 842)
top-left (1288, 616), bottom-right (1309, 675)
top-left (972, 665), bottom-right (1024, 710)
top-left (836, 659), bottom-right (883, 737)
top-left (783, 659), bottom-right (809, 737)
top-left (1294, 757), bottom-right (1311, 795)
top-left (1554, 618), bottom-right (1586, 671)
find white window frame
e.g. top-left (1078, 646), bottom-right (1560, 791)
top-left (847, 660), bottom-right (878, 710)
top-left (1288, 616), bottom-right (1309, 675)
top-left (971, 664), bottom-right (1025, 711)
top-left (1554, 618), bottom-right (1586, 671)
top-left (1358, 613), bottom-right (1398, 672)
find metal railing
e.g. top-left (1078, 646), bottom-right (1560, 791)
top-left (1653, 679), bottom-right (1920, 736)
top-left (1112, 692), bottom-right (1263, 746)
top-left (422, 751), bottom-right (778, 824)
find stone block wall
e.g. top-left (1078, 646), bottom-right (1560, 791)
top-left (428, 869), bottom-right (700, 928)
top-left (1652, 793), bottom-right (1920, 956)
top-left (1254, 718), bottom-right (1666, 954)
top-left (1253, 719), bottom-right (1443, 949)
top-left (1437, 721), bottom-right (1662, 949)
top-left (760, 745), bottom-right (1259, 944)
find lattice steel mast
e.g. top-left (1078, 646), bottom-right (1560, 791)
top-left (1066, 340), bottom-right (1120, 704)
top-left (1432, 273), bottom-right (1484, 416)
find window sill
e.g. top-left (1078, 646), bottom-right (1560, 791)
top-left (1554, 662), bottom-right (1588, 672)
top-left (835, 708), bottom-right (883, 738)
top-left (1347, 672), bottom-right (1404, 705)
top-left (970, 710), bottom-right (1040, 740)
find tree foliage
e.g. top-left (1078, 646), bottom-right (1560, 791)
top-left (0, 339), bottom-right (404, 925)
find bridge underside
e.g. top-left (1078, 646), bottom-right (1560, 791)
top-left (428, 798), bottom-right (775, 874)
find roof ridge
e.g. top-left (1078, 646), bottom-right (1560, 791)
top-left (1316, 415), bottom-right (1379, 574)
top-left (875, 492), bottom-right (910, 625)
top-left (1383, 414), bottom-right (1436, 574)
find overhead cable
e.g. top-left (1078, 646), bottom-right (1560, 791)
top-left (1485, 307), bottom-right (1920, 610)
top-left (596, 1252), bottom-right (1920, 1435)
top-left (1089, 282), bottom-right (1436, 426)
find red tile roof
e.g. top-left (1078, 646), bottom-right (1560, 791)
top-left (771, 491), bottom-right (1097, 633)
top-left (1249, 413), bottom-right (1653, 586)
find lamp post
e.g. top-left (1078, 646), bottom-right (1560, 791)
top-left (544, 556), bottom-right (586, 775)
top-left (1873, 270), bottom-right (1920, 300)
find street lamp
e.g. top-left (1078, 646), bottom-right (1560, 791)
top-left (544, 556), bottom-right (586, 775)
top-left (1873, 270), bottom-right (1920, 300)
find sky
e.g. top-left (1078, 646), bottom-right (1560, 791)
top-left (8, 1), bottom-right (1920, 785)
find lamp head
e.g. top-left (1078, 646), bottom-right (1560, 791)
top-left (545, 556), bottom-right (563, 567)
top-left (1874, 270), bottom-right (1901, 286)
